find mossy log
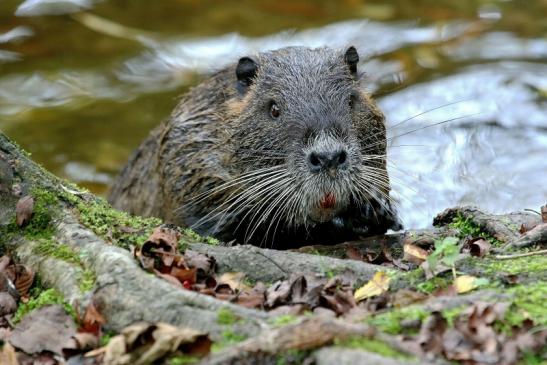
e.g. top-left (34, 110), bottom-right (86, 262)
top-left (1, 131), bottom-right (545, 365)
top-left (0, 132), bottom-right (386, 339)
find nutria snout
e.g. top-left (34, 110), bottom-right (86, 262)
top-left (109, 46), bottom-right (402, 248)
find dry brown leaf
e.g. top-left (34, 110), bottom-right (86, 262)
top-left (345, 246), bottom-right (363, 261)
top-left (354, 271), bottom-right (390, 302)
top-left (391, 289), bottom-right (427, 308)
top-left (80, 301), bottom-right (106, 335)
top-left (234, 291), bottom-right (265, 309)
top-left (403, 243), bottom-right (429, 264)
top-left (542, 204), bottom-right (547, 223)
top-left (265, 279), bottom-right (294, 308)
top-left (9, 305), bottom-right (77, 356)
top-left (518, 222), bottom-right (538, 234)
top-left (62, 332), bottom-right (100, 358)
top-left (101, 322), bottom-right (210, 365)
top-left (184, 250), bottom-right (216, 278)
top-left (15, 195), bottom-right (34, 227)
top-left (0, 342), bottom-right (19, 365)
top-left (155, 271), bottom-right (183, 288)
top-left (268, 304), bottom-right (306, 316)
top-left (469, 238), bottom-right (492, 257)
top-left (170, 267), bottom-right (197, 286)
top-left (218, 272), bottom-right (251, 292)
top-left (140, 226), bottom-right (181, 268)
top-left (417, 312), bottom-right (446, 355)
top-left (9, 264), bottom-right (34, 296)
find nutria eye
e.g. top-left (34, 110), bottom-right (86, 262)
top-left (269, 102), bottom-right (280, 119)
top-left (349, 95), bottom-right (355, 109)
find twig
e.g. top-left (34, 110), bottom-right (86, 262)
top-left (493, 249), bottom-right (547, 260)
top-left (254, 250), bottom-right (288, 274)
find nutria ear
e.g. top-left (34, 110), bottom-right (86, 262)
top-left (344, 46), bottom-right (359, 77)
top-left (236, 57), bottom-right (258, 88)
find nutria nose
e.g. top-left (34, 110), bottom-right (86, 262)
top-left (308, 150), bottom-right (348, 172)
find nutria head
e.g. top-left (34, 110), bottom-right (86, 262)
top-left (221, 46), bottom-right (392, 241)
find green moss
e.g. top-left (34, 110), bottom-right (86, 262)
top-left (62, 193), bottom-right (161, 249)
top-left (270, 314), bottom-right (299, 327)
top-left (519, 350), bottom-right (547, 365)
top-left (15, 187), bottom-right (59, 240)
top-left (442, 306), bottom-right (466, 327)
top-left (211, 329), bottom-right (247, 352)
top-left (335, 337), bottom-right (411, 359)
top-left (392, 268), bottom-right (425, 289)
top-left (31, 238), bottom-right (96, 293)
top-left (217, 308), bottom-right (239, 325)
top-left (505, 282), bottom-right (547, 327)
top-left (477, 255), bottom-right (547, 275)
top-left (79, 269), bottom-right (96, 292)
top-left (416, 275), bottom-right (451, 294)
top-left (33, 238), bottom-right (80, 263)
top-left (168, 355), bottom-right (200, 365)
top-left (449, 213), bottom-right (502, 246)
top-left (100, 330), bottom-right (116, 347)
top-left (13, 288), bottom-right (75, 323)
top-left (182, 228), bottom-right (219, 246)
top-left (275, 349), bottom-right (309, 365)
top-left (366, 306), bottom-right (429, 334)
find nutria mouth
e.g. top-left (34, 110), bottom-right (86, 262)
top-left (319, 192), bottom-right (336, 209)
top-left (109, 46), bottom-right (402, 248)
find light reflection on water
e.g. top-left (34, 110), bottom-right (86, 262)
top-left (1, 0), bottom-right (546, 229)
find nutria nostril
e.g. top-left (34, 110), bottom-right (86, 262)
top-left (308, 150), bottom-right (348, 172)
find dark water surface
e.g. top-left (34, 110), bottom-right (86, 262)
top-left (1, 0), bottom-right (546, 229)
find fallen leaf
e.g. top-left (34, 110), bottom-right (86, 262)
top-left (518, 222), bottom-right (537, 234)
top-left (184, 250), bottom-right (216, 278)
top-left (391, 289), bottom-right (427, 308)
top-left (170, 267), bottom-right (197, 285)
top-left (9, 305), bottom-right (77, 356)
top-left (354, 271), bottom-right (390, 302)
top-left (268, 304), bottom-right (306, 316)
top-left (454, 275), bottom-right (478, 294)
top-left (234, 291), bottom-right (265, 309)
top-left (265, 279), bottom-right (294, 308)
top-left (101, 322), bottom-right (210, 365)
top-left (15, 195), bottom-right (34, 227)
top-left (62, 332), bottom-right (100, 358)
top-left (79, 301), bottom-right (105, 335)
top-left (217, 272), bottom-right (250, 292)
top-left (345, 246), bottom-right (363, 261)
top-left (469, 239), bottom-right (491, 257)
top-left (403, 243), bottom-right (429, 264)
top-left (7, 264), bottom-right (34, 296)
top-left (417, 311), bottom-right (446, 355)
top-left (140, 226), bottom-right (181, 268)
top-left (431, 284), bottom-right (457, 297)
top-left (155, 271), bottom-right (183, 288)
top-left (0, 343), bottom-right (19, 365)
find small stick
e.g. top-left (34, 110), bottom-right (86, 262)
top-left (493, 249), bottom-right (547, 260)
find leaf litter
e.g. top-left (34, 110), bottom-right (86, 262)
top-left (3, 212), bottom-right (545, 365)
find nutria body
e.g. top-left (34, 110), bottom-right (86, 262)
top-left (109, 46), bottom-right (401, 248)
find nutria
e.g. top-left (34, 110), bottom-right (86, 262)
top-left (109, 46), bottom-right (401, 248)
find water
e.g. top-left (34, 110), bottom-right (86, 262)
top-left (1, 0), bottom-right (546, 229)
